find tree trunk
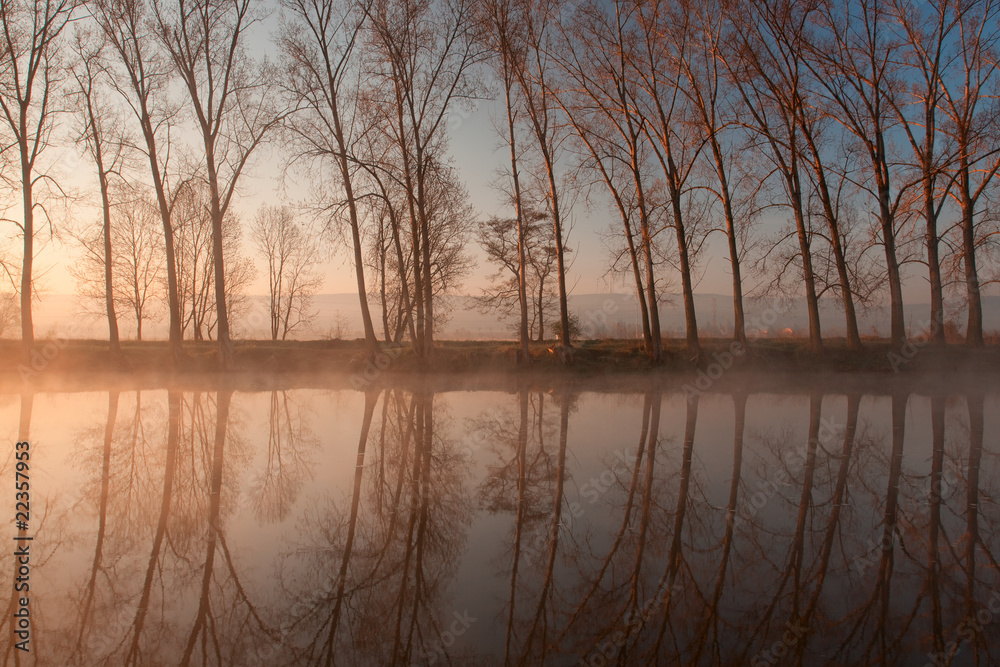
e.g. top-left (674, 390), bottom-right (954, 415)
top-left (143, 120), bottom-right (184, 362)
top-left (922, 100), bottom-right (945, 348)
top-left (665, 158), bottom-right (700, 358)
top-left (672, 197), bottom-right (700, 359)
top-left (505, 80), bottom-right (531, 365)
top-left (631, 130), bottom-right (662, 363)
top-left (925, 173), bottom-right (945, 346)
top-left (640, 217), bottom-right (663, 362)
top-left (789, 169), bottom-right (823, 352)
top-left (207, 155), bottom-right (234, 370)
top-left (537, 279), bottom-right (545, 342)
top-left (708, 136), bottom-right (747, 346)
top-left (19, 144), bottom-right (34, 355)
top-left (959, 156), bottom-right (984, 347)
top-left (413, 135), bottom-right (435, 358)
top-left (419, 188), bottom-right (434, 356)
top-left (389, 208), bottom-right (418, 345)
top-left (333, 99), bottom-right (379, 355)
top-left (625, 222), bottom-right (652, 351)
top-left (878, 183), bottom-right (907, 348)
top-left (101, 184), bottom-right (122, 357)
top-left (546, 177), bottom-right (571, 351)
top-left (83, 85), bottom-right (123, 359)
top-left (394, 93), bottom-right (425, 359)
top-left (874, 127), bottom-right (906, 347)
top-left (95, 159), bottom-right (122, 360)
top-left (799, 125), bottom-right (861, 349)
top-left (380, 241), bottom-right (391, 343)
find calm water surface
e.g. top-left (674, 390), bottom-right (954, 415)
top-left (0, 380), bottom-right (998, 666)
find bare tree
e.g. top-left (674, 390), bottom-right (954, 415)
top-left (423, 162), bottom-right (476, 303)
top-left (477, 215), bottom-right (528, 328)
top-left (156, 0), bottom-right (284, 368)
top-left (172, 179), bottom-right (254, 341)
top-left (364, 0), bottom-right (483, 360)
top-left (677, 0), bottom-right (753, 346)
top-left (280, 0), bottom-right (380, 354)
top-left (553, 0), bottom-right (664, 360)
top-left (510, 0), bottom-right (574, 356)
top-left (93, 0), bottom-right (186, 360)
top-left (632, 0), bottom-right (708, 359)
top-left (71, 27), bottom-right (126, 359)
top-left (794, 83), bottom-right (865, 350)
top-left (477, 208), bottom-right (558, 341)
top-left (0, 290), bottom-right (18, 337)
top-left (724, 0), bottom-right (825, 351)
top-left (0, 0), bottom-right (76, 354)
top-left (172, 179), bottom-right (215, 339)
top-left (250, 205), bottom-right (323, 340)
top-left (888, 0), bottom-right (958, 347)
top-left (363, 169), bottom-right (416, 343)
top-left (113, 185), bottom-right (164, 340)
top-left (482, 0), bottom-right (531, 362)
top-left (70, 184), bottom-right (165, 340)
top-left (810, 0), bottom-right (909, 347)
top-left (935, 0), bottom-right (1000, 347)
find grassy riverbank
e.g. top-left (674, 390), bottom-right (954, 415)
top-left (2, 336), bottom-right (998, 378)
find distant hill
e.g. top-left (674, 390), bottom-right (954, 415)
top-left (21, 292), bottom-right (1000, 340)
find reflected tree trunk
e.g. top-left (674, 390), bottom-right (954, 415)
top-left (794, 392), bottom-right (860, 662)
top-left (317, 390), bottom-right (379, 661)
top-left (180, 390), bottom-right (232, 665)
top-left (75, 391), bottom-right (119, 655)
top-left (927, 395), bottom-right (946, 657)
top-left (126, 391), bottom-right (180, 665)
top-left (503, 388), bottom-right (530, 665)
top-left (964, 391), bottom-right (984, 656)
top-left (562, 390), bottom-right (659, 659)
top-left (520, 392), bottom-right (571, 662)
top-left (841, 392), bottom-right (907, 662)
top-left (652, 394), bottom-right (698, 658)
top-left (692, 391), bottom-right (747, 663)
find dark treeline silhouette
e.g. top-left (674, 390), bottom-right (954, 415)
top-left (1, 384), bottom-right (998, 664)
top-left (3, 0), bottom-right (1000, 366)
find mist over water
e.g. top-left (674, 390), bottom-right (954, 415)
top-left (0, 379), bottom-right (997, 665)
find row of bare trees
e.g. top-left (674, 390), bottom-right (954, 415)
top-left (479, 0), bottom-right (1000, 363)
top-left (0, 0), bottom-right (279, 367)
top-left (2, 0), bottom-right (483, 365)
top-left (3, 0), bottom-right (1000, 366)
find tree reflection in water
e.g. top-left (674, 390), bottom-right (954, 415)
top-left (0, 385), bottom-right (997, 665)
